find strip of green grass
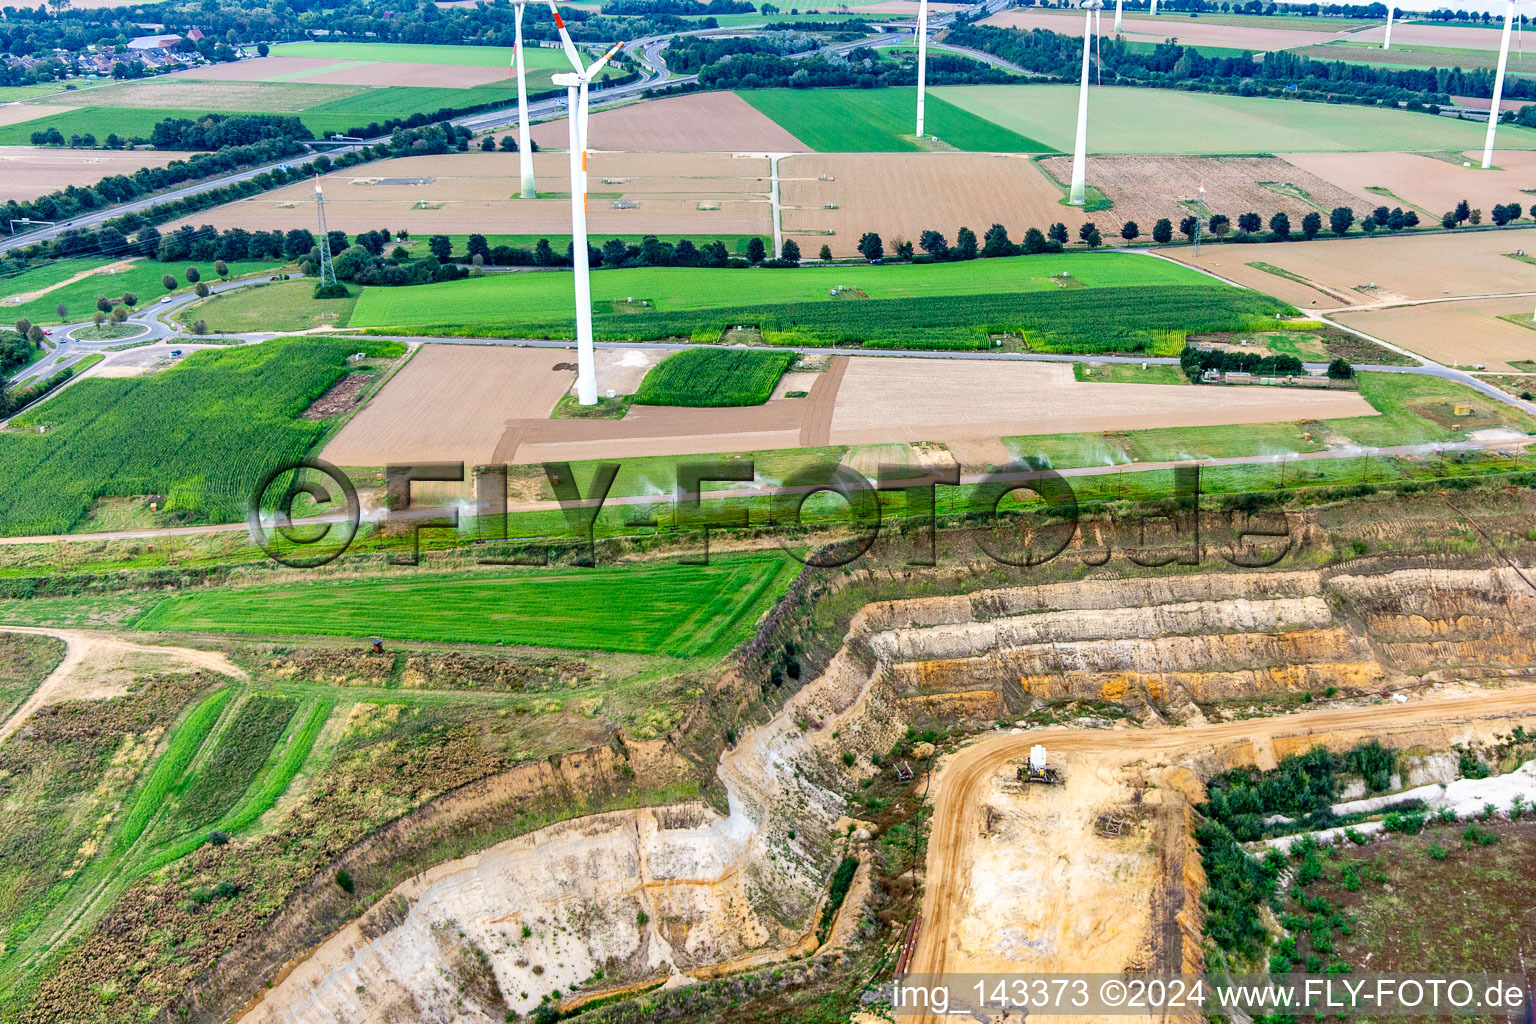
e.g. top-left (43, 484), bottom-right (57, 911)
top-left (219, 698), bottom-right (331, 836)
top-left (349, 251), bottom-right (1218, 328)
top-left (171, 694), bottom-right (297, 836)
top-left (112, 687), bottom-right (233, 855)
top-left (179, 278), bottom-right (357, 332)
top-left (635, 348), bottom-right (793, 406)
top-left (738, 87), bottom-right (1054, 152)
top-left (133, 554), bottom-right (798, 660)
top-left (0, 106), bottom-right (245, 146)
top-left (0, 257), bottom-right (282, 326)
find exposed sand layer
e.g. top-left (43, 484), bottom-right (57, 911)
top-left (1282, 149), bottom-right (1536, 222)
top-left (980, 7), bottom-right (1350, 48)
top-left (165, 150), bottom-right (774, 236)
top-left (323, 345), bottom-right (574, 467)
top-left (324, 350), bottom-right (1375, 467)
top-left (781, 152), bottom-right (1063, 257)
top-left (1038, 153), bottom-right (1368, 241)
top-left (1333, 294), bottom-right (1536, 371)
top-left (530, 92), bottom-right (810, 153)
top-left (0, 147), bottom-right (184, 202)
top-left (1164, 227), bottom-right (1536, 307)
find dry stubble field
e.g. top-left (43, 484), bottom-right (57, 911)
top-left (161, 55), bottom-right (509, 87)
top-left (1281, 150), bottom-right (1536, 221)
top-left (1334, 295), bottom-right (1536, 370)
top-left (163, 150), bottom-right (775, 237)
top-left (1165, 227), bottom-right (1536, 307)
top-left (529, 92), bottom-right (810, 153)
top-left (780, 153), bottom-right (1066, 256)
top-left (0, 146), bottom-right (185, 202)
top-left (1037, 153), bottom-right (1366, 236)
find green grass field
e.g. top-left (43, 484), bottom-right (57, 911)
top-left (0, 632), bottom-right (66, 725)
top-left (0, 257), bottom-right (281, 325)
top-left (0, 106), bottom-right (248, 146)
top-left (135, 554), bottom-right (798, 659)
top-left (738, 88), bottom-right (1053, 152)
top-left (1290, 40), bottom-right (1536, 77)
top-left (0, 336), bottom-right (403, 537)
top-left (350, 251), bottom-right (1213, 328)
top-left (635, 348), bottom-right (793, 406)
top-left (179, 279), bottom-right (358, 332)
top-left (929, 84), bottom-right (1536, 153)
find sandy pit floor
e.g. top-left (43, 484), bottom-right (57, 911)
top-left (1281, 149), bottom-right (1536, 222)
top-left (1163, 227), bottom-right (1536, 307)
top-left (164, 149), bottom-right (774, 237)
top-left (1333, 294), bottom-right (1536, 370)
top-left (530, 92), bottom-right (810, 153)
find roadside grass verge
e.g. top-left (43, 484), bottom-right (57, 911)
top-left (175, 278), bottom-right (356, 333)
top-left (634, 348), bottom-right (793, 407)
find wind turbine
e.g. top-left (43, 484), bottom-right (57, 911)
top-left (1382, 4), bottom-right (1394, 49)
top-left (915, 0), bottom-right (929, 137)
top-left (510, 0), bottom-right (536, 198)
top-left (1069, 0), bottom-right (1103, 206)
top-left (1149, 0), bottom-right (1157, 16)
top-left (548, 1), bottom-right (623, 405)
top-left (1483, 0), bottom-right (1517, 169)
top-left (1114, 0), bottom-right (1122, 34)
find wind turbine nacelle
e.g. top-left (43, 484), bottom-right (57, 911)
top-left (1079, 0), bottom-right (1104, 9)
top-left (552, 72), bottom-right (582, 86)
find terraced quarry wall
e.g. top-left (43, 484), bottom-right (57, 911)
top-left (241, 565), bottom-right (1536, 1023)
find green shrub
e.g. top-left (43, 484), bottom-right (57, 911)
top-left (335, 868), bottom-right (354, 893)
top-left (816, 856), bottom-right (859, 943)
top-left (1427, 843), bottom-right (1448, 860)
top-left (633, 348), bottom-right (793, 407)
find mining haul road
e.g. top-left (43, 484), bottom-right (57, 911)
top-left (907, 683), bottom-right (1536, 1024)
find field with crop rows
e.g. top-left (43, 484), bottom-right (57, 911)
top-left (0, 337), bottom-right (403, 537)
top-left (348, 251), bottom-right (1217, 328)
top-left (634, 348), bottom-right (794, 406)
top-left (134, 554), bottom-right (799, 659)
top-left (739, 87), bottom-right (1051, 152)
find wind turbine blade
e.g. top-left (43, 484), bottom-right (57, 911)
top-left (545, 0), bottom-right (585, 72)
top-left (585, 39), bottom-right (625, 78)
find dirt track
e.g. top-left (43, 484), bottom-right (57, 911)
top-left (909, 683), bottom-right (1536, 1024)
top-left (0, 626), bottom-right (247, 743)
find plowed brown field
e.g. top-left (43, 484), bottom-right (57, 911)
top-left (162, 151), bottom-right (774, 236)
top-left (781, 152), bottom-right (1064, 257)
top-left (1037, 153), bottom-right (1368, 238)
top-left (1282, 150), bottom-right (1536, 221)
top-left (530, 92), bottom-right (809, 153)
top-left (0, 146), bottom-right (183, 202)
top-left (1334, 295), bottom-right (1536, 371)
top-left (0, 103), bottom-right (71, 128)
top-left (1163, 227), bottom-right (1536, 307)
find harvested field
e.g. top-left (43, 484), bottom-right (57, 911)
top-left (1163, 227), bottom-right (1536, 307)
top-left (529, 92), bottom-right (810, 152)
top-left (323, 345), bottom-right (574, 467)
top-left (780, 152), bottom-right (1064, 257)
top-left (1281, 149), bottom-right (1536, 221)
top-left (826, 358), bottom-right (1373, 445)
top-left (62, 78), bottom-right (364, 112)
top-left (0, 103), bottom-right (71, 128)
top-left (299, 61), bottom-right (508, 88)
top-left (1333, 295), bottom-right (1536, 371)
top-left (980, 6), bottom-right (1349, 49)
top-left (168, 56), bottom-right (338, 82)
top-left (0, 147), bottom-right (182, 202)
top-left (1036, 153), bottom-right (1367, 238)
top-left (163, 150), bottom-right (774, 237)
top-left (1344, 20), bottom-right (1513, 50)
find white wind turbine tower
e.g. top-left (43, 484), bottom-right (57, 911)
top-left (1482, 0), bottom-right (1518, 169)
top-left (510, 0), bottom-right (537, 198)
top-left (1114, 0), bottom-right (1122, 34)
top-left (548, 1), bottom-right (624, 405)
top-left (1069, 0), bottom-right (1103, 206)
top-left (915, 0), bottom-right (929, 137)
top-left (1382, 4), bottom-right (1394, 49)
